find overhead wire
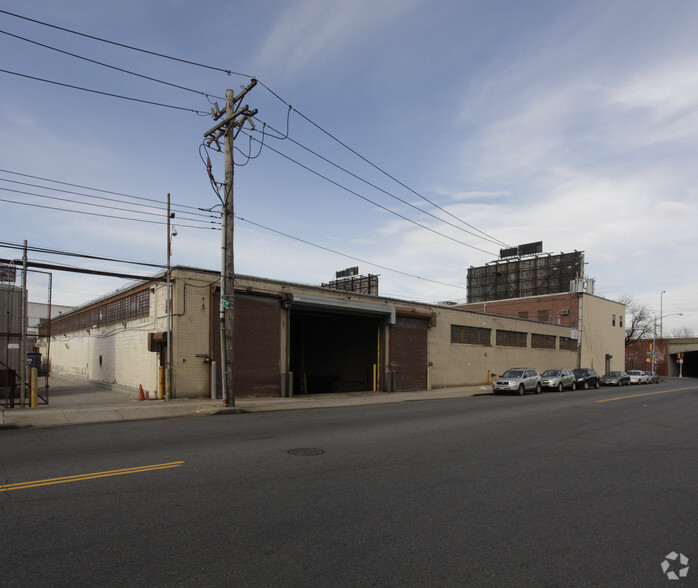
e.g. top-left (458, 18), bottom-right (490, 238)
top-left (0, 241), bottom-right (166, 269)
top-left (0, 195), bottom-right (219, 229)
top-left (251, 116), bottom-right (507, 248)
top-left (255, 79), bottom-right (513, 249)
top-left (241, 131), bottom-right (497, 257)
top-left (0, 9), bottom-right (508, 289)
top-left (0, 28), bottom-right (226, 101)
top-left (1, 7), bottom-right (510, 251)
top-left (0, 178), bottom-right (218, 224)
top-left (0, 8), bottom-right (252, 77)
top-left (235, 215), bottom-right (465, 291)
top-left (0, 68), bottom-right (209, 115)
top-left (0, 186), bottom-right (220, 227)
top-left (0, 169), bottom-right (210, 213)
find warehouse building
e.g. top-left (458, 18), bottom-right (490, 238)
top-left (38, 266), bottom-right (610, 399)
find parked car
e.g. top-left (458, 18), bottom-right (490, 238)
top-left (600, 371), bottom-right (631, 386)
top-left (540, 369), bottom-right (576, 392)
top-left (644, 371), bottom-right (660, 384)
top-left (572, 368), bottom-right (600, 390)
top-left (493, 368), bottom-right (542, 395)
top-left (626, 369), bottom-right (649, 384)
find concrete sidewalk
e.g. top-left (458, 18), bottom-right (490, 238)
top-left (1, 376), bottom-right (492, 429)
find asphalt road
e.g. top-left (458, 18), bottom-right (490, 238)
top-left (1, 379), bottom-right (696, 587)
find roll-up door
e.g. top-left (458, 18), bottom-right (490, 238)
top-left (391, 315), bottom-right (428, 391)
top-left (210, 290), bottom-right (281, 397)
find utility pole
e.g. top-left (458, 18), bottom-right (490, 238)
top-left (204, 80), bottom-right (257, 407)
top-left (166, 193), bottom-right (174, 401)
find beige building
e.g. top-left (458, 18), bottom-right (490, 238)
top-left (460, 292), bottom-right (626, 374)
top-left (39, 267), bottom-right (622, 399)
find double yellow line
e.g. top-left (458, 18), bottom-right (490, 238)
top-left (0, 461), bottom-right (184, 493)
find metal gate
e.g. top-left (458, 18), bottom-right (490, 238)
top-left (0, 264), bottom-right (52, 407)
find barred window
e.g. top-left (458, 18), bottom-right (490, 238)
top-left (560, 336), bottom-right (577, 351)
top-left (496, 329), bottom-right (527, 347)
top-left (451, 324), bottom-right (491, 346)
top-left (40, 288), bottom-right (151, 336)
top-left (537, 310), bottom-right (549, 322)
top-left (532, 333), bottom-right (556, 349)
top-left (518, 311), bottom-right (529, 319)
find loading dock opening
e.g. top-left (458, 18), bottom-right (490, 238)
top-left (290, 310), bottom-right (381, 394)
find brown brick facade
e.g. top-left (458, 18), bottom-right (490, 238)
top-left (459, 293), bottom-right (581, 327)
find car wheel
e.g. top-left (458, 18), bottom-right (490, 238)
top-left (571, 382), bottom-right (576, 391)
top-left (594, 380), bottom-right (600, 389)
top-left (557, 382), bottom-right (563, 392)
top-left (518, 384), bottom-right (525, 396)
top-left (584, 381), bottom-right (589, 390)
top-left (535, 383), bottom-right (542, 394)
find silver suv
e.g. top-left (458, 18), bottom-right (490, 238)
top-left (493, 368), bottom-right (542, 395)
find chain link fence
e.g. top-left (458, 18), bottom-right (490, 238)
top-left (1, 264), bottom-right (52, 407)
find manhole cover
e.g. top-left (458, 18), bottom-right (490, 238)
top-left (287, 448), bottom-right (325, 456)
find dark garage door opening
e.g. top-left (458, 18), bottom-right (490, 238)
top-left (290, 311), bottom-right (380, 394)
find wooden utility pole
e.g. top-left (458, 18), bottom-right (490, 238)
top-left (204, 80), bottom-right (257, 407)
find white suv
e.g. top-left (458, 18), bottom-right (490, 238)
top-left (493, 368), bottom-right (542, 395)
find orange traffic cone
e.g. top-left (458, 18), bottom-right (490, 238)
top-left (138, 384), bottom-right (145, 401)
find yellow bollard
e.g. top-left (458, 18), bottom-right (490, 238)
top-left (158, 366), bottom-right (165, 399)
top-left (30, 366), bottom-right (38, 408)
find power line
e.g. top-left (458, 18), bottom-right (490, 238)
top-left (0, 8), bottom-right (509, 251)
top-left (255, 80), bottom-right (512, 249)
top-left (0, 178), bottom-right (219, 224)
top-left (0, 68), bottom-right (208, 115)
top-left (0, 257), bottom-right (166, 282)
top-left (0, 9), bottom-right (252, 77)
top-left (251, 117), bottom-right (507, 248)
top-left (0, 195), bottom-right (220, 229)
top-left (243, 132), bottom-right (498, 257)
top-left (0, 28), bottom-right (225, 101)
top-left (0, 186), bottom-right (220, 227)
top-left (235, 215), bottom-right (465, 291)
top-left (0, 168), bottom-right (211, 213)
top-left (0, 241), bottom-right (166, 269)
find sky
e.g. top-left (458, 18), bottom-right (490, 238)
top-left (1, 0), bottom-right (696, 336)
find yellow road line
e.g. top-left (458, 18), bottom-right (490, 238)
top-left (595, 387), bottom-right (696, 403)
top-left (0, 461), bottom-right (184, 492)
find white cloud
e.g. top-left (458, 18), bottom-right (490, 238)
top-left (253, 0), bottom-right (424, 78)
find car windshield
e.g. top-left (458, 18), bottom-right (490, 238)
top-left (542, 370), bottom-right (561, 376)
top-left (572, 369), bottom-right (586, 376)
top-left (605, 372), bottom-right (622, 377)
top-left (627, 370), bottom-right (641, 375)
top-left (502, 370), bottom-right (524, 378)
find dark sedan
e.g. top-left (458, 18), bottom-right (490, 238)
top-left (572, 368), bottom-right (600, 390)
top-left (600, 371), bottom-right (631, 386)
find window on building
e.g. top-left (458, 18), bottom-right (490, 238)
top-left (560, 337), bottom-right (577, 351)
top-left (612, 314), bottom-right (616, 326)
top-left (620, 315), bottom-right (623, 328)
top-left (451, 324), bottom-right (491, 346)
top-left (531, 333), bottom-right (556, 349)
top-left (496, 329), bottom-right (527, 347)
top-left (40, 288), bottom-right (151, 337)
top-left (518, 311), bottom-right (529, 319)
top-left (537, 310), bottom-right (549, 322)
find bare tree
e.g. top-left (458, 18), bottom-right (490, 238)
top-left (617, 294), bottom-right (654, 345)
top-left (671, 326), bottom-right (695, 338)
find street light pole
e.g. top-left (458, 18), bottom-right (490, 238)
top-left (652, 312), bottom-right (682, 376)
top-left (660, 290), bottom-right (666, 339)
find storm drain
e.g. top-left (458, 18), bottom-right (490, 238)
top-left (287, 448), bottom-right (325, 456)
